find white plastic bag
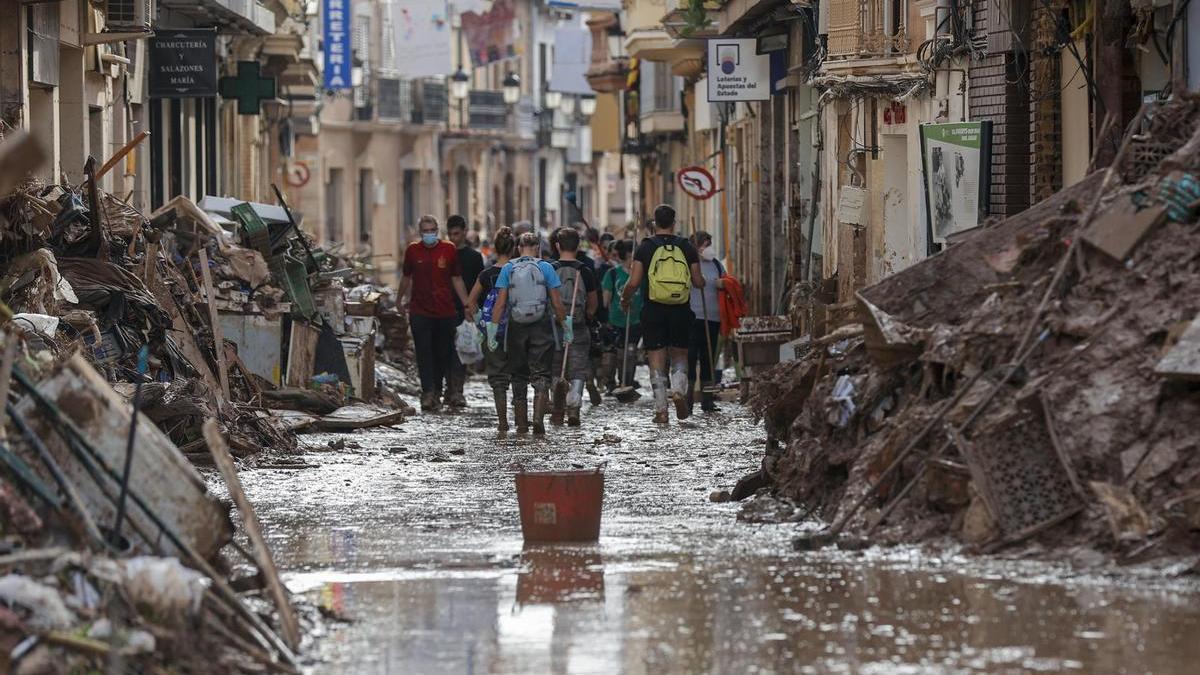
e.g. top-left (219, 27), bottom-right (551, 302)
top-left (455, 321), bottom-right (484, 365)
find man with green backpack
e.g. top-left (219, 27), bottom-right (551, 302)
top-left (620, 204), bottom-right (705, 424)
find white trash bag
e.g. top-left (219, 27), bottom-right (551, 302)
top-left (455, 321), bottom-right (484, 365)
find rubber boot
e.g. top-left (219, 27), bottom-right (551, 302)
top-left (446, 369), bottom-right (468, 409)
top-left (670, 364), bottom-right (690, 421)
top-left (586, 378), bottom-right (602, 405)
top-left (513, 394), bottom-right (529, 434)
top-left (420, 392), bottom-right (440, 413)
top-left (701, 390), bottom-right (718, 413)
top-left (493, 388), bottom-right (509, 436)
top-left (550, 383), bottom-right (566, 426)
top-left (567, 407), bottom-right (581, 426)
top-left (686, 383), bottom-right (696, 417)
top-left (532, 388), bottom-right (549, 436)
top-left (651, 372), bottom-right (669, 424)
top-left (600, 352), bottom-right (617, 393)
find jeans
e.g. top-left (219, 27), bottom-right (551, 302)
top-left (688, 319), bottom-right (721, 385)
top-left (410, 314), bottom-right (458, 395)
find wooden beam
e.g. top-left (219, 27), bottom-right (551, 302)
top-left (197, 249), bottom-right (232, 402)
top-left (203, 420), bottom-right (302, 651)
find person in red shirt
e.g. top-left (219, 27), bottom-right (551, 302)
top-left (398, 215), bottom-right (471, 412)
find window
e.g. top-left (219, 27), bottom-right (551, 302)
top-left (403, 169), bottom-right (418, 236)
top-left (377, 78), bottom-right (403, 120)
top-left (456, 166), bottom-right (470, 218)
top-left (358, 168), bottom-right (373, 243)
top-left (326, 168), bottom-right (344, 243)
top-left (652, 61), bottom-right (674, 111)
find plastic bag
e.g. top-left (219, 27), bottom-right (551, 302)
top-left (455, 321), bottom-right (484, 365)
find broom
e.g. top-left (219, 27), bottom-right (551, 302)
top-left (553, 269), bottom-right (582, 410)
top-left (699, 277), bottom-right (721, 395)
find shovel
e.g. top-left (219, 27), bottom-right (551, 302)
top-left (552, 270), bottom-right (582, 410)
top-left (612, 318), bottom-right (641, 403)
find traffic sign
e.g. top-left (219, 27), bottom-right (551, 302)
top-left (677, 166), bottom-right (718, 200)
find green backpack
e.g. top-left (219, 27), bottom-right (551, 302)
top-left (647, 241), bottom-right (691, 304)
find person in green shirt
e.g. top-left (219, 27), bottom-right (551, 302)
top-left (601, 239), bottom-right (643, 391)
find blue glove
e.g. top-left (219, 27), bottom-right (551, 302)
top-left (562, 320), bottom-right (574, 344)
top-left (486, 323), bottom-right (499, 351)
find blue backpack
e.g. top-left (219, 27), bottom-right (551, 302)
top-left (478, 284), bottom-right (508, 337)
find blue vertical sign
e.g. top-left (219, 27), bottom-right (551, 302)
top-left (323, 0), bottom-right (352, 90)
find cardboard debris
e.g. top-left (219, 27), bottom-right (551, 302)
top-left (1155, 314), bottom-right (1200, 381)
top-left (1081, 194), bottom-right (1167, 261)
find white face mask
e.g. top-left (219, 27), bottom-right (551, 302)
top-left (700, 247), bottom-right (716, 261)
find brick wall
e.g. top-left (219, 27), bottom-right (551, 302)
top-left (969, 0), bottom-right (1031, 218)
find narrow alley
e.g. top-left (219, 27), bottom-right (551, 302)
top-left (225, 378), bottom-right (1200, 674)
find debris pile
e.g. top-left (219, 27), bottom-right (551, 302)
top-left (753, 95), bottom-right (1200, 564)
top-left (0, 133), bottom-right (416, 668)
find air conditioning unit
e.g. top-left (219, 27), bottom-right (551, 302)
top-left (105, 0), bottom-right (153, 32)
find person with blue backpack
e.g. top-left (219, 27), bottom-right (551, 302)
top-left (487, 232), bottom-right (568, 435)
top-left (466, 226), bottom-right (515, 436)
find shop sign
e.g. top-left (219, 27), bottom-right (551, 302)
top-left (323, 0), bottom-right (352, 90)
top-left (149, 29), bottom-right (217, 98)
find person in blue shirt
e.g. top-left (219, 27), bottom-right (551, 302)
top-left (489, 232), bottom-right (568, 435)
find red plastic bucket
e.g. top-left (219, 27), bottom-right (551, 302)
top-left (516, 469), bottom-right (604, 543)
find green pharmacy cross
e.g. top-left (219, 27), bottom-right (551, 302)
top-left (220, 61), bottom-right (276, 115)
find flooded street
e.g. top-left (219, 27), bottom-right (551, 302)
top-left (226, 379), bottom-right (1200, 674)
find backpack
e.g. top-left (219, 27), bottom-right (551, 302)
top-left (477, 283), bottom-right (507, 337)
top-left (556, 262), bottom-right (587, 325)
top-left (507, 257), bottom-right (548, 324)
top-left (647, 238), bottom-right (692, 305)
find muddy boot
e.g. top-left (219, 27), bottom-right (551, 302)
top-left (685, 385), bottom-right (696, 417)
top-left (550, 383), bottom-right (566, 426)
top-left (670, 365), bottom-right (690, 421)
top-left (493, 388), bottom-right (509, 436)
top-left (532, 389), bottom-right (549, 436)
top-left (701, 388), bottom-right (719, 413)
top-left (513, 395), bottom-right (529, 434)
top-left (567, 406), bottom-right (581, 426)
top-left (651, 372), bottom-right (669, 424)
top-left (586, 378), bottom-right (602, 405)
top-left (446, 370), bottom-right (468, 409)
top-left (600, 352), bottom-right (617, 393)
top-left (420, 392), bottom-right (440, 413)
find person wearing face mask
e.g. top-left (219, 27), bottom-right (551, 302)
top-left (397, 215), bottom-right (471, 412)
top-left (687, 230), bottom-right (725, 414)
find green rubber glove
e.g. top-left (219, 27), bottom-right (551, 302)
top-left (486, 323), bottom-right (499, 351)
top-left (562, 320), bottom-right (574, 344)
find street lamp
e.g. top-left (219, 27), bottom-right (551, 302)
top-left (544, 90), bottom-right (562, 110)
top-left (579, 94), bottom-right (597, 117)
top-left (450, 67), bottom-right (470, 101)
top-left (560, 94), bottom-right (576, 116)
top-left (502, 71), bottom-right (521, 105)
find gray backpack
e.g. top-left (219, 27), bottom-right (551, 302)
top-left (556, 263), bottom-right (587, 325)
top-left (508, 257), bottom-right (548, 324)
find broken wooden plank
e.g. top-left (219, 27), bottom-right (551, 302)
top-left (198, 249), bottom-right (232, 402)
top-left (285, 322), bottom-right (320, 387)
top-left (316, 405), bottom-right (405, 432)
top-left (1155, 314), bottom-right (1200, 381)
top-left (14, 355), bottom-right (233, 559)
top-left (202, 420), bottom-right (301, 651)
top-left (1081, 194), bottom-right (1167, 261)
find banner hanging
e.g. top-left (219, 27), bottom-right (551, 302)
top-left (919, 121), bottom-right (994, 244)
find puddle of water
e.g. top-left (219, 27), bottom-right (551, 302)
top-left (222, 378), bottom-right (1200, 674)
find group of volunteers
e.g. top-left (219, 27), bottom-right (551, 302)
top-left (396, 203), bottom-right (735, 435)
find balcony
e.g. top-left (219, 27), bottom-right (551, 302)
top-left (158, 0), bottom-right (276, 36)
top-left (468, 90), bottom-right (508, 130)
top-left (827, 0), bottom-right (910, 60)
top-left (375, 78), bottom-right (447, 126)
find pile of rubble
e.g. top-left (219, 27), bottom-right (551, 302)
top-left (0, 131), bottom-right (414, 669)
top-left (752, 95), bottom-right (1200, 566)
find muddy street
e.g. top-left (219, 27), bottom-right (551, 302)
top-left (210, 378), bottom-right (1200, 674)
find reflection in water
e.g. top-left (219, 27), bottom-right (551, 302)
top-left (224, 380), bottom-right (1200, 674)
top-left (515, 546), bottom-right (605, 605)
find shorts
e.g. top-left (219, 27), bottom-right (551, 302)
top-left (640, 302), bottom-right (694, 351)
